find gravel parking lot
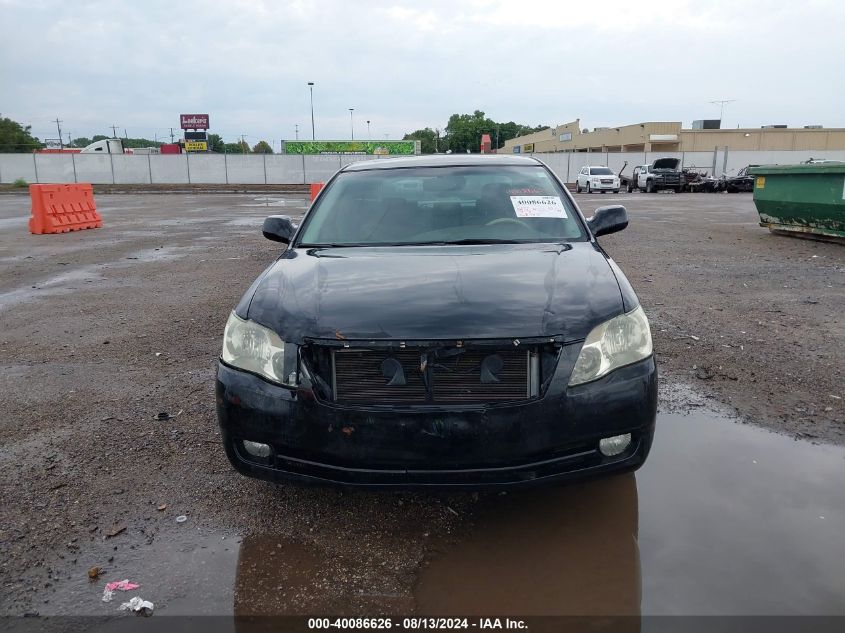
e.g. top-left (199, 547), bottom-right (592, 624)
top-left (1, 191), bottom-right (843, 617)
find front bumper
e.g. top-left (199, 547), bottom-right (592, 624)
top-left (215, 355), bottom-right (657, 489)
top-left (590, 181), bottom-right (619, 190)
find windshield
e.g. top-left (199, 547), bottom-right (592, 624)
top-left (297, 165), bottom-right (586, 246)
top-left (589, 167), bottom-right (614, 175)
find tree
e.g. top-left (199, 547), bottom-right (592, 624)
top-left (121, 137), bottom-right (161, 149)
top-left (443, 110), bottom-right (493, 153)
top-left (432, 111), bottom-right (548, 152)
top-left (252, 140), bottom-right (273, 154)
top-left (207, 133), bottom-right (224, 153)
top-left (0, 117), bottom-right (42, 152)
top-left (223, 140), bottom-right (250, 154)
top-left (403, 128), bottom-right (438, 154)
top-left (72, 137), bottom-right (92, 148)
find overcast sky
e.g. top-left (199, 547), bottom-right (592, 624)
top-left (2, 0), bottom-right (843, 147)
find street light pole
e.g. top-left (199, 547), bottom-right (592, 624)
top-left (349, 108), bottom-right (355, 140)
top-left (295, 124), bottom-right (299, 140)
top-left (308, 82), bottom-right (315, 140)
top-left (367, 120), bottom-right (371, 140)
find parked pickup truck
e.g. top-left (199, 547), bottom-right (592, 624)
top-left (627, 158), bottom-right (684, 193)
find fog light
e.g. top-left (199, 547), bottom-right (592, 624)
top-left (242, 440), bottom-right (272, 459)
top-left (599, 433), bottom-right (631, 457)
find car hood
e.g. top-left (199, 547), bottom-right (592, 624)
top-left (245, 242), bottom-right (626, 343)
top-left (652, 158), bottom-right (680, 170)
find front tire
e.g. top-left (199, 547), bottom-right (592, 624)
top-left (613, 189), bottom-right (620, 194)
top-left (575, 182), bottom-right (582, 193)
top-left (626, 183), bottom-right (633, 193)
top-left (646, 180), bottom-right (655, 193)
top-left (586, 183), bottom-right (592, 194)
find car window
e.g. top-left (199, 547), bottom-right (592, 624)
top-left (297, 165), bottom-right (587, 246)
top-left (589, 167), bottom-right (614, 175)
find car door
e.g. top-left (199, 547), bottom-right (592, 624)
top-left (632, 166), bottom-right (641, 188)
top-left (578, 167), bottom-right (587, 188)
top-left (638, 166), bottom-right (648, 189)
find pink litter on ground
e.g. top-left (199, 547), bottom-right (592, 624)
top-left (106, 580), bottom-right (140, 592)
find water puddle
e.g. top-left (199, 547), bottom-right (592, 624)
top-left (0, 267), bottom-right (104, 311)
top-left (0, 246), bottom-right (197, 311)
top-left (238, 196), bottom-right (309, 208)
top-left (35, 534), bottom-right (240, 616)
top-left (416, 408), bottom-right (845, 616)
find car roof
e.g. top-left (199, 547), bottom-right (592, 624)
top-left (586, 165), bottom-right (611, 168)
top-left (341, 154), bottom-right (543, 171)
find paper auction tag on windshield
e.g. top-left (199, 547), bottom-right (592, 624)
top-left (509, 196), bottom-right (567, 218)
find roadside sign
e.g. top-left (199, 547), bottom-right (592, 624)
top-left (185, 141), bottom-right (208, 152)
top-left (180, 114), bottom-right (209, 130)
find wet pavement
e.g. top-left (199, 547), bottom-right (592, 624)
top-left (32, 399), bottom-right (845, 618)
top-left (1, 192), bottom-right (843, 624)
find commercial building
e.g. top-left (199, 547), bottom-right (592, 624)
top-left (500, 119), bottom-right (845, 154)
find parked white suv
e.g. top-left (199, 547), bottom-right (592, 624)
top-left (575, 166), bottom-right (620, 194)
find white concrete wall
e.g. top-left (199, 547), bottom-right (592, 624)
top-left (3, 150), bottom-right (845, 185)
top-left (112, 154), bottom-right (151, 184)
top-left (0, 154), bottom-right (38, 183)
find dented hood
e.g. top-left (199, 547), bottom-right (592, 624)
top-left (244, 242), bottom-right (625, 343)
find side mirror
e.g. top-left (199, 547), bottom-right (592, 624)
top-left (262, 215), bottom-right (297, 244)
top-left (587, 205), bottom-right (628, 237)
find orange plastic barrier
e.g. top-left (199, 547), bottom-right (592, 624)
top-left (28, 184), bottom-right (102, 235)
top-left (310, 182), bottom-right (324, 201)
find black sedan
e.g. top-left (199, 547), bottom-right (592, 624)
top-left (216, 155), bottom-right (657, 487)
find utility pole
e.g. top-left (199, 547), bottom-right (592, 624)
top-left (123, 128), bottom-right (128, 139)
top-left (54, 117), bottom-right (63, 149)
top-left (66, 133), bottom-right (71, 147)
top-left (170, 128), bottom-right (175, 143)
top-left (295, 124), bottom-right (299, 140)
top-left (241, 134), bottom-right (246, 154)
top-left (367, 120), bottom-right (371, 140)
top-left (111, 124), bottom-right (119, 138)
top-left (708, 100), bottom-right (736, 127)
top-left (349, 108), bottom-right (355, 140)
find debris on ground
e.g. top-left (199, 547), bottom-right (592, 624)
top-left (157, 504), bottom-right (167, 511)
top-left (102, 579), bottom-right (140, 602)
top-left (87, 566), bottom-right (102, 580)
top-left (695, 367), bottom-right (715, 380)
top-left (105, 525), bottom-right (126, 538)
top-left (176, 515), bottom-right (187, 523)
top-left (154, 410), bottom-right (182, 421)
top-left (120, 596), bottom-right (154, 616)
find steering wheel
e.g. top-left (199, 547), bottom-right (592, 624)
top-left (485, 217), bottom-right (532, 230)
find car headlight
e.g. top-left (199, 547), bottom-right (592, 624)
top-left (568, 306), bottom-right (652, 386)
top-left (221, 312), bottom-right (297, 386)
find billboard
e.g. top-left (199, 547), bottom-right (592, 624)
top-left (523, 143), bottom-right (535, 153)
top-left (180, 114), bottom-right (209, 130)
top-left (185, 131), bottom-right (207, 140)
top-left (184, 141), bottom-right (208, 152)
top-left (281, 140), bottom-right (420, 155)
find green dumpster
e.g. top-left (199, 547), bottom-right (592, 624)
top-left (749, 163), bottom-right (845, 240)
